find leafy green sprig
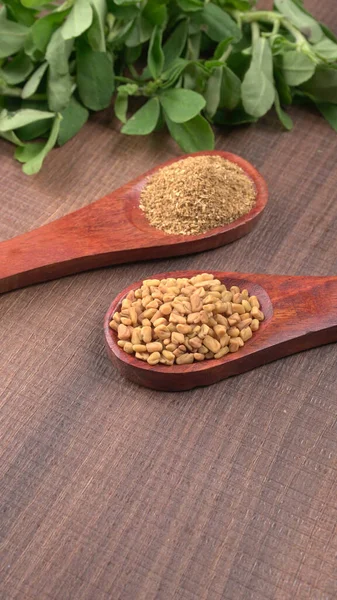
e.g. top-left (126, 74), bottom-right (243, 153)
top-left (0, 0), bottom-right (337, 174)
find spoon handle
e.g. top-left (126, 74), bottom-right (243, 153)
top-left (0, 188), bottom-right (144, 294)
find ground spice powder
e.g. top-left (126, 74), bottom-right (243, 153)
top-left (139, 155), bottom-right (256, 235)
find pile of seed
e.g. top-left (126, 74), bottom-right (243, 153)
top-left (109, 273), bottom-right (264, 366)
top-left (139, 155), bottom-right (256, 235)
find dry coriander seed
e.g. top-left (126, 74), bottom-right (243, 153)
top-left (110, 274), bottom-right (265, 366)
top-left (139, 156), bottom-right (256, 236)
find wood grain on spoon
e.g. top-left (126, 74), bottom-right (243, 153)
top-left (104, 270), bottom-right (337, 391)
top-left (0, 151), bottom-right (267, 294)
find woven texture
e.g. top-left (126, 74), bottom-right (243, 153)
top-left (1, 1), bottom-right (337, 598)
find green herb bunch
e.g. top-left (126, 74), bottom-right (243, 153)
top-left (1, 0), bottom-right (337, 174)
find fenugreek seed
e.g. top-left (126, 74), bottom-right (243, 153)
top-left (142, 295), bottom-right (152, 307)
top-left (241, 289), bottom-right (249, 299)
top-left (242, 299), bottom-right (252, 313)
top-left (122, 298), bottom-right (132, 309)
top-left (113, 312), bottom-right (121, 323)
top-left (176, 324), bottom-right (192, 334)
top-left (233, 293), bottom-right (243, 303)
top-left (159, 303), bottom-right (172, 316)
top-left (214, 301), bottom-right (227, 314)
top-left (143, 279), bottom-right (161, 287)
top-left (198, 324), bottom-right (209, 339)
top-left (117, 324), bottom-right (132, 340)
top-left (167, 323), bottom-right (176, 332)
top-left (186, 312), bottom-right (200, 324)
top-left (163, 350), bottom-right (175, 361)
top-left (204, 294), bottom-right (220, 304)
top-left (200, 310), bottom-right (210, 323)
top-left (143, 308), bottom-right (157, 319)
top-left (147, 299), bottom-right (160, 309)
top-left (150, 310), bottom-right (162, 323)
top-left (146, 342), bottom-right (163, 353)
top-left (141, 318), bottom-right (151, 327)
top-left (128, 307), bottom-right (138, 326)
top-left (216, 314), bottom-right (228, 326)
top-left (225, 303), bottom-right (233, 316)
top-left (141, 326), bottom-right (152, 343)
top-left (126, 290), bottom-right (135, 301)
top-left (203, 335), bottom-right (221, 354)
top-left (189, 336), bottom-right (202, 350)
top-left (147, 352), bottom-right (161, 365)
top-left (251, 319), bottom-right (260, 331)
top-left (173, 347), bottom-right (185, 358)
top-left (222, 291), bottom-right (233, 302)
top-left (240, 312), bottom-right (251, 321)
top-left (220, 334), bottom-right (231, 347)
top-left (134, 289), bottom-right (142, 298)
top-left (166, 343), bottom-right (177, 352)
top-left (240, 327), bottom-right (253, 342)
top-left (154, 326), bottom-right (171, 340)
top-left (135, 352), bottom-right (149, 361)
top-left (230, 286), bottom-right (240, 294)
top-left (172, 302), bottom-right (185, 314)
top-left (205, 352), bottom-right (214, 359)
top-left (249, 296), bottom-right (260, 308)
top-left (131, 327), bottom-right (142, 345)
top-left (214, 324), bottom-right (227, 338)
top-left (229, 339), bottom-right (241, 353)
top-left (193, 325), bottom-right (201, 334)
top-left (208, 317), bottom-right (217, 327)
top-left (117, 340), bottom-right (126, 347)
top-left (176, 353), bottom-right (194, 365)
top-left (251, 307), bottom-right (264, 321)
top-left (141, 285), bottom-right (150, 295)
top-left (124, 342), bottom-right (134, 354)
top-left (190, 293), bottom-right (203, 312)
top-left (153, 317), bottom-right (167, 327)
top-left (194, 353), bottom-right (205, 361)
top-left (228, 313), bottom-right (241, 326)
top-left (172, 332), bottom-right (185, 345)
top-left (214, 346), bottom-right (230, 359)
top-left (238, 337), bottom-right (244, 347)
top-left (133, 344), bottom-right (147, 352)
top-left (203, 303), bottom-right (216, 312)
top-left (169, 313), bottom-right (186, 324)
top-left (198, 345), bottom-right (209, 354)
top-left (109, 320), bottom-right (118, 331)
top-left (228, 326), bottom-right (240, 337)
top-left (120, 317), bottom-right (132, 326)
top-left (231, 303), bottom-right (245, 315)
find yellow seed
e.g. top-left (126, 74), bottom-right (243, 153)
top-left (216, 314), bottom-right (228, 326)
top-left (194, 353), bottom-right (205, 361)
top-left (176, 353), bottom-right (194, 365)
top-left (120, 317), bottom-right (132, 326)
top-left (240, 327), bottom-right (252, 342)
top-left (131, 327), bottom-right (142, 345)
top-left (169, 313), bottom-right (186, 324)
top-left (228, 326), bottom-right (240, 338)
top-left (203, 335), bottom-right (221, 354)
top-left (113, 312), bottom-right (121, 324)
top-left (172, 331), bottom-right (185, 345)
top-left (135, 352), bottom-right (149, 361)
top-left (153, 317), bottom-right (167, 327)
top-left (190, 293), bottom-right (203, 312)
top-left (189, 336), bottom-right (202, 350)
top-left (229, 339), bottom-right (241, 353)
top-left (205, 352), bottom-right (214, 359)
top-left (147, 352), bottom-right (161, 365)
top-left (133, 344), bottom-right (147, 352)
top-left (146, 342), bottom-right (163, 353)
top-left (214, 324), bottom-right (227, 338)
top-left (117, 324), bottom-right (132, 340)
top-left (231, 303), bottom-right (245, 315)
top-left (150, 310), bottom-right (162, 323)
top-left (143, 279), bottom-right (161, 287)
top-left (242, 299), bottom-right (252, 313)
top-left (251, 319), bottom-right (260, 331)
top-left (141, 326), bottom-right (152, 343)
top-left (117, 340), bottom-right (126, 347)
top-left (220, 334), bottom-right (230, 347)
top-left (159, 303), bottom-right (172, 315)
top-left (143, 308), bottom-right (157, 319)
top-left (230, 286), bottom-right (240, 294)
top-left (249, 296), bottom-right (260, 308)
top-left (176, 323), bottom-right (192, 334)
top-left (166, 343), bottom-right (177, 352)
top-left (123, 342), bottom-right (134, 354)
top-left (251, 307), bottom-right (264, 321)
top-left (109, 320), bottom-right (118, 331)
top-left (237, 318), bottom-right (252, 331)
top-left (214, 346), bottom-right (229, 359)
top-left (198, 345), bottom-right (209, 354)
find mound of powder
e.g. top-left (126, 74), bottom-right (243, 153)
top-left (139, 155), bottom-right (256, 236)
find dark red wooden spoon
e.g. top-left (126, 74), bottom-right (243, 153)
top-left (104, 269), bottom-right (337, 391)
top-left (0, 151), bottom-right (267, 294)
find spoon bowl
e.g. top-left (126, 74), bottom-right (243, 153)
top-left (0, 151), bottom-right (267, 293)
top-left (104, 270), bottom-right (337, 391)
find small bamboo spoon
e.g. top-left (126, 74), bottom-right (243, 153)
top-left (104, 270), bottom-right (337, 391)
top-left (0, 151), bottom-right (267, 294)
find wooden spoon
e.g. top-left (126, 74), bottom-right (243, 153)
top-left (104, 270), bottom-right (337, 391)
top-left (0, 151), bottom-right (267, 294)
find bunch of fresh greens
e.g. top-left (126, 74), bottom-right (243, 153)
top-left (1, 0), bottom-right (337, 174)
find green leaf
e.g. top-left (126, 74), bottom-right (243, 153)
top-left (220, 64), bottom-right (241, 110)
top-left (148, 26), bottom-right (164, 80)
top-left (20, 0), bottom-right (51, 7)
top-left (274, 90), bottom-right (293, 130)
top-left (214, 37), bottom-right (233, 60)
top-left (205, 66), bottom-right (222, 118)
top-left (214, 106), bottom-right (258, 125)
top-left (46, 29), bottom-right (73, 111)
top-left (241, 37), bottom-right (275, 118)
top-left (3, 0), bottom-right (36, 26)
top-left (316, 102), bottom-right (337, 132)
top-left (274, 0), bottom-right (323, 43)
top-left (61, 0), bottom-right (93, 39)
top-left (121, 97), bottom-right (160, 135)
top-left (165, 114), bottom-right (214, 152)
top-left (300, 66), bottom-right (337, 103)
top-left (22, 62), bottom-right (48, 99)
top-left (176, 0), bottom-right (203, 12)
top-left (163, 20), bottom-right (188, 69)
top-left (31, 12), bottom-right (67, 53)
top-left (114, 92), bottom-right (128, 123)
top-left (57, 96), bottom-right (88, 145)
top-left (320, 23), bottom-right (337, 44)
top-left (0, 108), bottom-right (55, 131)
top-left (312, 37), bottom-right (337, 62)
top-left (0, 129), bottom-right (25, 145)
top-left (1, 52), bottom-right (33, 85)
top-left (125, 15), bottom-right (153, 48)
top-left (274, 67), bottom-right (292, 105)
top-left (77, 46), bottom-right (114, 110)
top-left (159, 88), bottom-right (205, 123)
top-left (0, 18), bottom-right (29, 58)
top-left (143, 0), bottom-right (167, 26)
top-left (87, 0), bottom-right (106, 51)
top-left (161, 58), bottom-right (190, 88)
top-left (282, 50), bottom-right (315, 86)
top-left (199, 2), bottom-right (241, 43)
top-left (15, 114), bottom-right (62, 175)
